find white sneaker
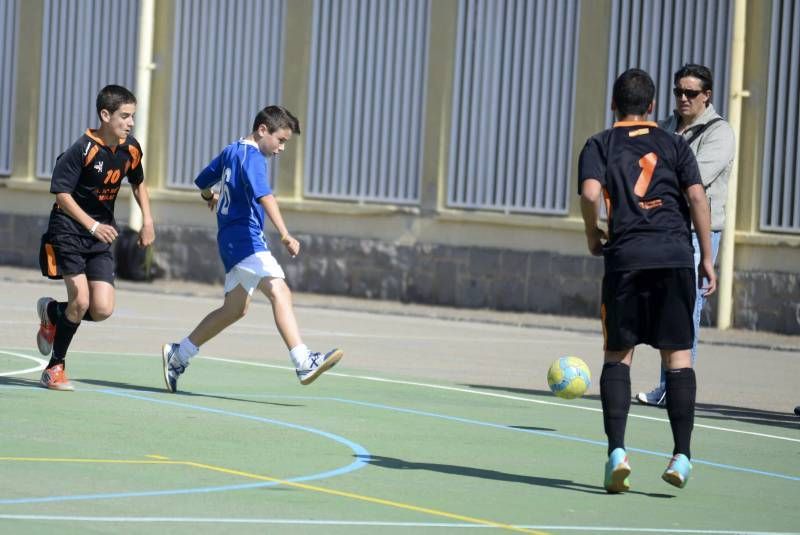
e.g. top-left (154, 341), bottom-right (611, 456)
top-left (162, 343), bottom-right (188, 393)
top-left (296, 349), bottom-right (343, 385)
top-left (636, 385), bottom-right (666, 407)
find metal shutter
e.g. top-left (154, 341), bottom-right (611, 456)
top-left (167, 0), bottom-right (285, 188)
top-left (447, 0), bottom-right (580, 214)
top-left (605, 0), bottom-right (733, 126)
top-left (0, 0), bottom-right (18, 176)
top-left (36, 0), bottom-right (139, 178)
top-left (304, 0), bottom-right (430, 204)
top-left (760, 0), bottom-right (800, 233)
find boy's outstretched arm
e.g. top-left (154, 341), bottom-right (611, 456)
top-left (130, 181), bottom-right (155, 247)
top-left (686, 183), bottom-right (717, 296)
top-left (259, 194), bottom-right (300, 257)
top-left (580, 178), bottom-right (607, 256)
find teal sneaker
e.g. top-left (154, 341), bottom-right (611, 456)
top-left (662, 454), bottom-right (692, 488)
top-left (604, 447), bottom-right (631, 493)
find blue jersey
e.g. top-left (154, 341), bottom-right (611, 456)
top-left (195, 140), bottom-right (273, 272)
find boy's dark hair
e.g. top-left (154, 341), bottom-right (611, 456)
top-left (612, 69), bottom-right (655, 116)
top-left (673, 63), bottom-right (713, 92)
top-left (96, 85), bottom-right (137, 119)
top-left (252, 105), bottom-right (301, 135)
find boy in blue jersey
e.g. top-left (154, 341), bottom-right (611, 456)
top-left (161, 106), bottom-right (342, 391)
top-left (578, 69), bottom-right (716, 492)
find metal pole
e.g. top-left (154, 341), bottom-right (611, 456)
top-left (717, 0), bottom-right (750, 329)
top-left (130, 0), bottom-right (156, 231)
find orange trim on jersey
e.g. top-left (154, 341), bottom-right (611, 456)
top-left (128, 144), bottom-right (141, 169)
top-left (45, 243), bottom-right (58, 277)
top-left (85, 129), bottom-right (105, 145)
top-left (84, 129), bottom-right (121, 153)
top-left (633, 152), bottom-right (658, 197)
top-left (83, 145), bottom-right (100, 167)
top-left (603, 187), bottom-right (612, 223)
top-left (612, 121), bottom-right (658, 128)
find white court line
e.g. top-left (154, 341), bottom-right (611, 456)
top-left (0, 351), bottom-right (46, 376)
top-left (201, 356), bottom-right (800, 444)
top-left (0, 515), bottom-right (790, 533)
top-left (0, 319), bottom-right (595, 344)
top-left (1, 347), bottom-right (797, 444)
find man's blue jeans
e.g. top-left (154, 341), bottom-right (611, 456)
top-left (658, 231), bottom-right (722, 386)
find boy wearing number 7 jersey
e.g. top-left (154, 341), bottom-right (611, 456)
top-left (577, 69), bottom-right (715, 492)
top-left (162, 106), bottom-right (342, 392)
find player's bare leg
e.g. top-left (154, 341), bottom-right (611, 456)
top-left (258, 277), bottom-right (301, 349)
top-left (63, 274), bottom-right (91, 323)
top-left (87, 280), bottom-right (115, 322)
top-left (161, 285), bottom-right (250, 392)
top-left (187, 284), bottom-right (250, 347)
top-left (258, 277), bottom-right (342, 385)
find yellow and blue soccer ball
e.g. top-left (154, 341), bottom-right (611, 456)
top-left (547, 356), bottom-right (591, 399)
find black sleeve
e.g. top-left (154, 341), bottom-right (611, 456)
top-left (126, 137), bottom-right (144, 185)
top-left (577, 136), bottom-right (606, 194)
top-left (50, 140), bottom-right (86, 194)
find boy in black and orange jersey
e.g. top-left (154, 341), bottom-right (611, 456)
top-left (37, 85), bottom-right (155, 390)
top-left (578, 69), bottom-right (716, 492)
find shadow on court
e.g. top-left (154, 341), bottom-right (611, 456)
top-left (466, 383), bottom-right (800, 431)
top-left (0, 376), bottom-right (40, 388)
top-left (356, 454), bottom-right (674, 498)
top-left (75, 378), bottom-right (306, 408)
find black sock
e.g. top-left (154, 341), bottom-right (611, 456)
top-left (600, 362), bottom-right (631, 455)
top-left (49, 314), bottom-right (80, 369)
top-left (47, 302), bottom-right (95, 323)
top-left (46, 301), bottom-right (65, 324)
top-left (665, 367), bottom-right (696, 458)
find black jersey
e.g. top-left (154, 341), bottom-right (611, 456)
top-left (578, 121), bottom-right (702, 272)
top-left (48, 129), bottom-right (144, 236)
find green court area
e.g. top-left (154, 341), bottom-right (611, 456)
top-left (1, 348), bottom-right (797, 534)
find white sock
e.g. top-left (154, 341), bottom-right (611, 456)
top-left (177, 337), bottom-right (199, 365)
top-left (289, 344), bottom-right (310, 368)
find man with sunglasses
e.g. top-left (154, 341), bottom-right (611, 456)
top-left (637, 64), bottom-right (735, 407)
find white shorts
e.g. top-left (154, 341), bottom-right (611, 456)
top-left (224, 251), bottom-right (286, 296)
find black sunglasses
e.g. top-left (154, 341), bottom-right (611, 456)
top-left (673, 88), bottom-right (704, 99)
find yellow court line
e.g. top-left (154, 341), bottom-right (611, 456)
top-left (187, 460), bottom-right (547, 534)
top-left (0, 456), bottom-right (548, 534)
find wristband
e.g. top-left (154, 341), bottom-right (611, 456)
top-left (89, 221), bottom-right (100, 235)
top-left (280, 234), bottom-right (291, 243)
top-left (201, 190), bottom-right (213, 201)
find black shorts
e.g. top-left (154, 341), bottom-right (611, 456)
top-left (601, 268), bottom-right (695, 351)
top-left (49, 233), bottom-right (115, 284)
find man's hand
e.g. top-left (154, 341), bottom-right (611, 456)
top-left (698, 257), bottom-right (717, 297)
top-left (586, 226), bottom-right (607, 256)
top-left (281, 234), bottom-right (300, 258)
top-left (137, 221), bottom-right (155, 248)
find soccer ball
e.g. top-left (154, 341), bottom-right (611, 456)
top-left (547, 356), bottom-right (591, 399)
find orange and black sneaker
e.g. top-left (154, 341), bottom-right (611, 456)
top-left (40, 363), bottom-right (74, 391)
top-left (36, 297), bottom-right (56, 355)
